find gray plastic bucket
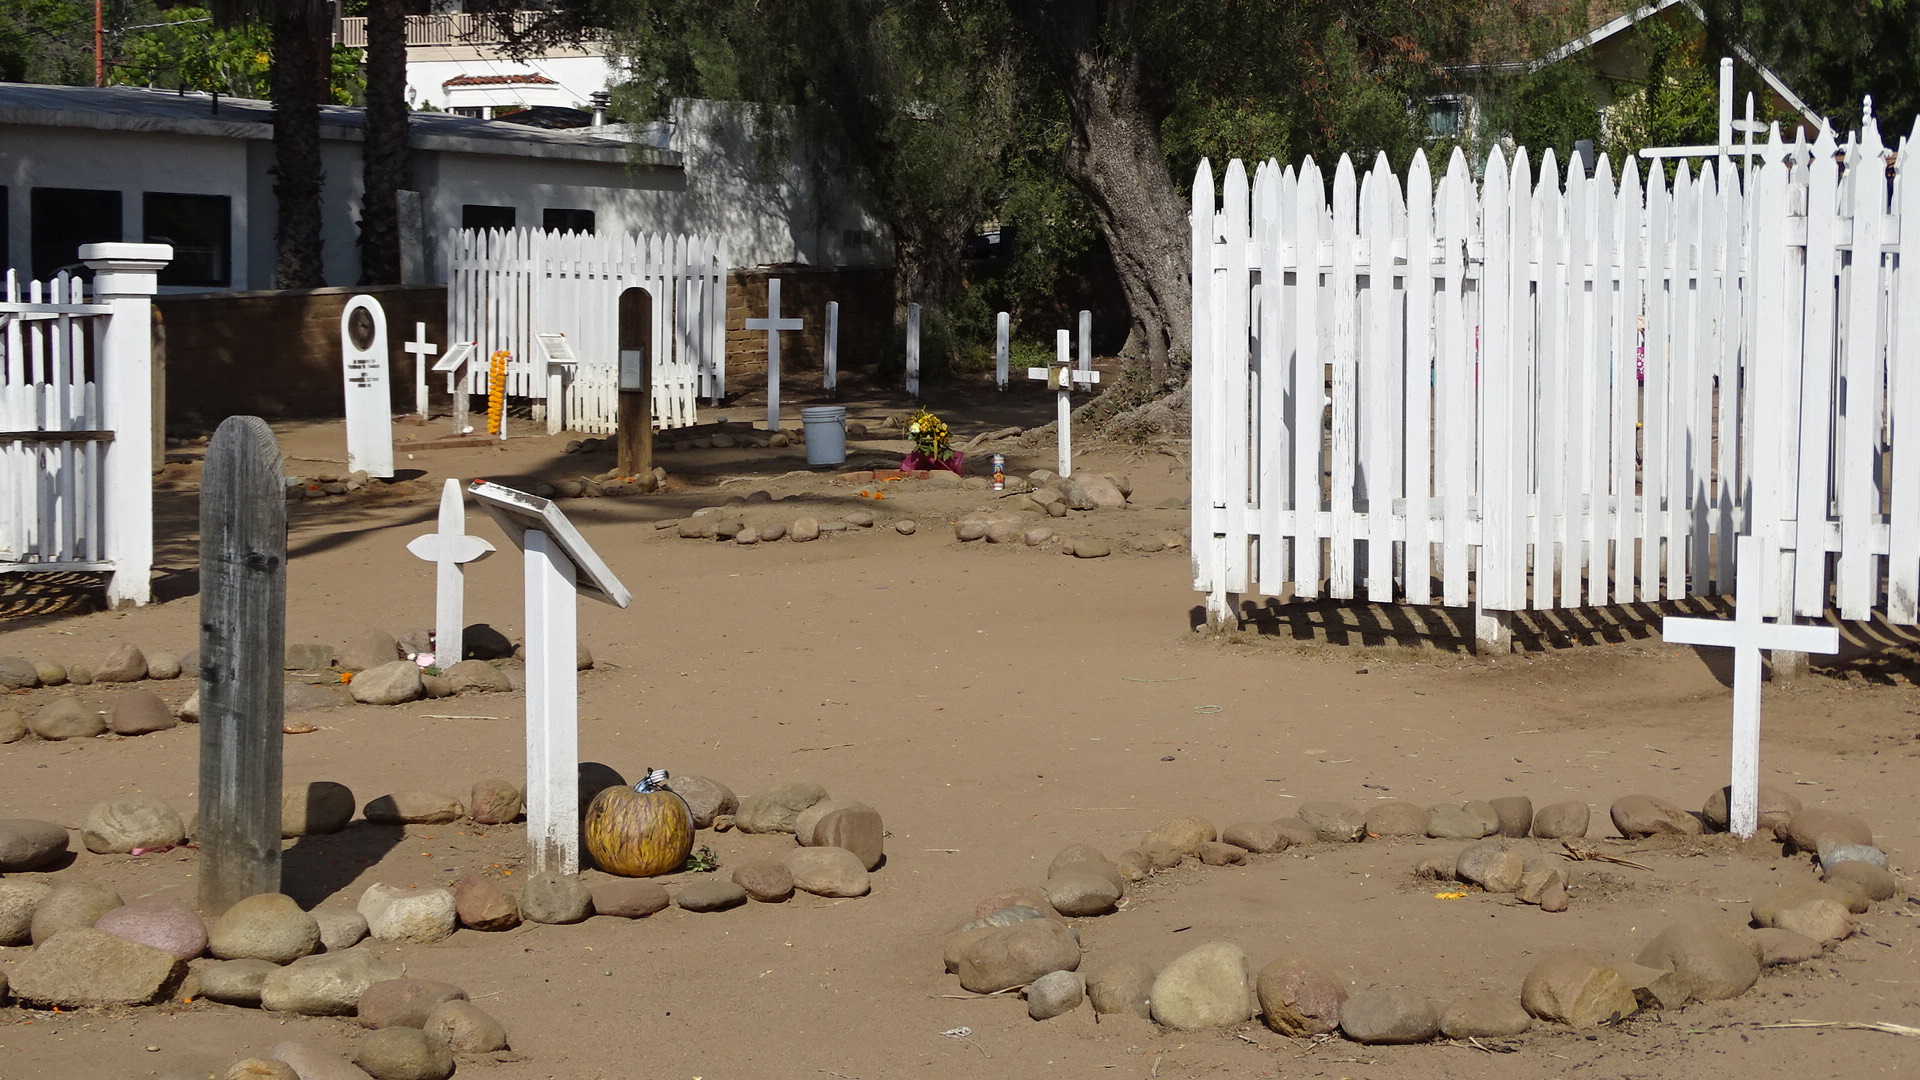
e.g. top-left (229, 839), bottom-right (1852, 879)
top-left (802, 406), bottom-right (848, 465)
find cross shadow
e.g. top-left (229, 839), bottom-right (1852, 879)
top-left (280, 822), bottom-right (406, 909)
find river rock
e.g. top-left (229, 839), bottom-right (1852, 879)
top-left (589, 879), bottom-right (670, 918)
top-left (1769, 895), bottom-right (1855, 944)
top-left (792, 799), bottom-right (854, 845)
top-left (226, 1059), bottom-right (298, 1080)
top-left (1440, 989), bottom-right (1533, 1038)
top-left (1488, 796), bottom-right (1534, 838)
top-left (349, 661), bottom-right (424, 705)
top-left (1256, 957), bottom-right (1347, 1036)
top-left (663, 773), bottom-right (736, 829)
top-left (0, 818), bottom-right (71, 871)
top-left (466, 777), bottom-right (523, 825)
top-left (1340, 989), bottom-right (1439, 1044)
top-left (271, 1040), bottom-right (375, 1080)
top-left (0, 708), bottom-right (24, 743)
top-left (452, 876), bottom-right (520, 931)
top-left (262, 947), bottom-right (406, 1016)
top-left (1070, 538), bottom-right (1111, 558)
top-left (0, 656), bottom-right (38, 688)
top-left (443, 659), bottom-right (511, 694)
top-left (94, 642), bottom-right (148, 682)
top-left (1456, 840), bottom-right (1526, 893)
top-left (363, 792), bottom-right (463, 825)
top-left (974, 886), bottom-right (1058, 921)
top-left (146, 650), bottom-right (182, 679)
top-left (1150, 942), bottom-right (1254, 1030)
top-left (31, 881), bottom-right (124, 944)
top-left (814, 805), bottom-right (885, 869)
top-left (95, 899), bottom-right (207, 960)
top-left (1611, 794), bottom-right (1704, 838)
top-left (7, 927), bottom-right (182, 1007)
top-left (1197, 840), bottom-right (1247, 866)
top-left (65, 663), bottom-right (92, 685)
top-left (424, 999), bottom-right (509, 1053)
top-left (359, 884), bottom-right (457, 944)
top-left (518, 872), bottom-right (592, 924)
top-left (108, 689), bottom-right (178, 735)
top-left (1821, 844), bottom-right (1889, 872)
top-left (1144, 815), bottom-right (1217, 855)
top-left (737, 781), bottom-right (829, 834)
top-left (894, 519), bottom-right (918, 535)
top-left (196, 957), bottom-right (279, 1005)
top-left (954, 919), bottom-right (1081, 994)
top-left (731, 859), bottom-right (795, 903)
top-left (314, 909), bottom-right (370, 951)
top-left (274, 780), bottom-right (356, 837)
top-left (1026, 969), bottom-right (1085, 1020)
top-left (352, 1027), bottom-right (454, 1080)
top-left (675, 879), bottom-right (747, 912)
top-left (1114, 849), bottom-right (1154, 880)
top-left (1220, 820), bottom-right (1292, 853)
top-left (1825, 860), bottom-right (1896, 902)
top-left (784, 846), bottom-right (870, 897)
top-left (1785, 808), bottom-right (1874, 855)
top-left (1141, 842), bottom-right (1185, 870)
top-left (1365, 801), bottom-right (1430, 836)
top-left (81, 796), bottom-right (184, 854)
top-left (33, 659), bottom-right (67, 686)
top-left (338, 629), bottom-right (400, 673)
top-left (209, 893), bottom-right (319, 963)
top-left (790, 516), bottom-right (821, 542)
top-left (29, 695), bottom-right (104, 740)
top-left (1531, 801), bottom-right (1591, 838)
top-left (1424, 805), bottom-right (1488, 839)
top-left (0, 880), bottom-right (53, 944)
top-left (1637, 922), bottom-right (1760, 1004)
top-left (1749, 928), bottom-right (1825, 966)
top-left (1754, 881), bottom-right (1867, 922)
top-left (1045, 869), bottom-right (1121, 916)
top-left (1087, 958), bottom-right (1155, 1018)
top-left (1521, 952), bottom-right (1637, 1027)
top-left (1298, 802), bottom-right (1366, 843)
top-left (357, 979), bottom-right (467, 1029)
top-left (1702, 784), bottom-right (1802, 833)
top-left (1517, 857), bottom-right (1569, 905)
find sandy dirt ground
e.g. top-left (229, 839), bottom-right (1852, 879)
top-left (2, 370), bottom-right (1918, 1080)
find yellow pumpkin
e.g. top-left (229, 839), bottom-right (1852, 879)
top-left (584, 784), bottom-right (695, 877)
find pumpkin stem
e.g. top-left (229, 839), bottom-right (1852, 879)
top-left (635, 767), bottom-right (670, 793)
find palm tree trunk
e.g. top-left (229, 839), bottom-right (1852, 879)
top-left (269, 5), bottom-right (328, 289)
top-left (359, 0), bottom-right (409, 286)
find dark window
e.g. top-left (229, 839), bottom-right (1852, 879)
top-left (462, 204), bottom-right (516, 231)
top-left (31, 187), bottom-right (122, 279)
top-left (144, 192), bottom-right (231, 287)
top-left (542, 208), bottom-right (595, 234)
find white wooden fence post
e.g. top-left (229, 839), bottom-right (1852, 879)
top-left (523, 527), bottom-right (579, 875)
top-left (81, 242), bottom-right (171, 609)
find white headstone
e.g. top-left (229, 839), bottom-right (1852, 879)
top-left (402, 322), bottom-right (438, 419)
top-left (340, 295), bottom-right (395, 478)
top-left (905, 302), bottom-right (922, 399)
top-left (823, 300), bottom-right (840, 397)
top-left (745, 278), bottom-right (804, 431)
top-left (1663, 536), bottom-right (1840, 838)
top-left (995, 311), bottom-right (1010, 390)
top-left (405, 479), bottom-right (494, 668)
top-left (1027, 328), bottom-right (1100, 477)
top-left (1077, 309), bottom-right (1092, 372)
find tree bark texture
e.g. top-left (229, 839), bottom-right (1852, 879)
top-left (270, 6), bottom-right (329, 289)
top-left (1019, 0), bottom-right (1192, 390)
top-left (359, 0), bottom-right (410, 286)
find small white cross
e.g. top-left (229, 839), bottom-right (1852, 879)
top-left (1663, 536), bottom-right (1839, 838)
top-left (406, 479), bottom-right (495, 666)
top-left (1027, 328), bottom-right (1100, 477)
top-left (745, 278), bottom-right (804, 431)
top-left (402, 323), bottom-right (439, 419)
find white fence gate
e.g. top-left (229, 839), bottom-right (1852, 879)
top-left (1191, 114), bottom-right (1918, 642)
top-left (446, 228), bottom-right (727, 434)
top-left (1, 244), bottom-right (170, 607)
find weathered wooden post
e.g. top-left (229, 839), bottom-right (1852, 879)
top-left (616, 287), bottom-right (653, 478)
top-left (823, 301), bottom-right (840, 398)
top-left (197, 415), bottom-right (287, 912)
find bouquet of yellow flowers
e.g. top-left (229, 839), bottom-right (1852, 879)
top-left (905, 409), bottom-right (953, 461)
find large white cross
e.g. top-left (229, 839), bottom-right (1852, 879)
top-left (1663, 536), bottom-right (1839, 838)
top-left (745, 278), bottom-right (804, 431)
top-left (406, 479), bottom-right (495, 667)
top-left (402, 322), bottom-right (438, 419)
top-left (1027, 328), bottom-right (1100, 477)
top-left (431, 342), bottom-right (479, 436)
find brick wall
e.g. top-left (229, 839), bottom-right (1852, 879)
top-left (726, 267), bottom-right (894, 387)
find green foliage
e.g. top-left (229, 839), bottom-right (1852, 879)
top-left (114, 7), bottom-right (274, 97)
top-left (1707, 0), bottom-right (1919, 136)
top-left (682, 845), bottom-right (718, 873)
top-left (0, 0), bottom-right (155, 85)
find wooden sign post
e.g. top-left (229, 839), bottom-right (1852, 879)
top-left (197, 416), bottom-right (287, 912)
top-left (536, 333), bottom-right (577, 436)
top-left (431, 342), bottom-right (479, 437)
top-left (823, 300), bottom-right (840, 398)
top-left (1027, 329), bottom-right (1100, 477)
top-left (617, 287), bottom-right (653, 477)
top-left (745, 278), bottom-right (803, 431)
top-left (469, 481), bottom-right (632, 874)
top-left (1663, 536), bottom-right (1840, 838)
top-left (340, 295), bottom-right (395, 478)
top-left (402, 322), bottom-right (438, 419)
top-left (406, 479), bottom-right (495, 666)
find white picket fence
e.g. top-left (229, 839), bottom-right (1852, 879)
top-left (446, 228), bottom-right (728, 434)
top-left (1, 245), bottom-right (168, 606)
top-left (1191, 114), bottom-right (1919, 639)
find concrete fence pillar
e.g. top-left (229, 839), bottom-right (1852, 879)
top-left (81, 242), bottom-right (172, 609)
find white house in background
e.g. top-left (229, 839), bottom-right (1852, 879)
top-left (0, 83), bottom-right (887, 291)
top-left (337, 10), bottom-right (613, 118)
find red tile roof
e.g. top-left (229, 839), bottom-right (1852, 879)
top-left (442, 73), bottom-right (557, 88)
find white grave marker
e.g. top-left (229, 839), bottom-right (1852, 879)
top-left (402, 322), bottom-right (438, 419)
top-left (1027, 328), bottom-right (1100, 477)
top-left (1077, 309), bottom-right (1092, 372)
top-left (905, 302), bottom-right (922, 398)
top-left (432, 342), bottom-right (479, 436)
top-left (746, 278), bottom-right (804, 430)
top-left (340, 295), bottom-right (395, 478)
top-left (469, 481), bottom-right (632, 874)
top-left (995, 311), bottom-right (1009, 390)
top-left (405, 479), bottom-right (494, 667)
top-left (1663, 536), bottom-right (1840, 838)
top-left (823, 300), bottom-right (840, 398)
top-left (535, 333), bottom-right (578, 436)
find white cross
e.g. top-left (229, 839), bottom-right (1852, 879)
top-left (994, 311), bottom-right (1009, 390)
top-left (432, 342), bottom-right (479, 436)
top-left (406, 478), bottom-right (495, 668)
top-left (1663, 536), bottom-right (1839, 838)
top-left (1027, 328), bottom-right (1100, 477)
top-left (402, 322), bottom-right (439, 419)
top-left (745, 278), bottom-right (804, 431)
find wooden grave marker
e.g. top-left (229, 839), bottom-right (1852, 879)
top-left (406, 479), bottom-right (495, 666)
top-left (745, 278), bottom-right (803, 431)
top-left (402, 322), bottom-right (438, 418)
top-left (1027, 328), bottom-right (1100, 477)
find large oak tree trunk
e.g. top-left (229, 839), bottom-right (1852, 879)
top-left (358, 0), bottom-right (409, 286)
top-left (270, 7), bottom-right (328, 289)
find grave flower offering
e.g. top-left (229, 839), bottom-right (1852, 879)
top-left (903, 409), bottom-right (963, 474)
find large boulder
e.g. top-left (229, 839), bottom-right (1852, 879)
top-left (1150, 942), bottom-right (1255, 1030)
top-left (209, 893), bottom-right (320, 963)
top-left (81, 796), bottom-right (186, 854)
top-left (953, 919), bottom-right (1081, 994)
top-left (0, 818), bottom-right (71, 871)
top-left (1521, 952), bottom-right (1637, 1027)
top-left (94, 899), bottom-right (208, 960)
top-left (261, 947), bottom-right (406, 1016)
top-left (1256, 957), bottom-right (1347, 1037)
top-left (7, 927), bottom-right (183, 1006)
top-left (359, 884), bottom-right (457, 944)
